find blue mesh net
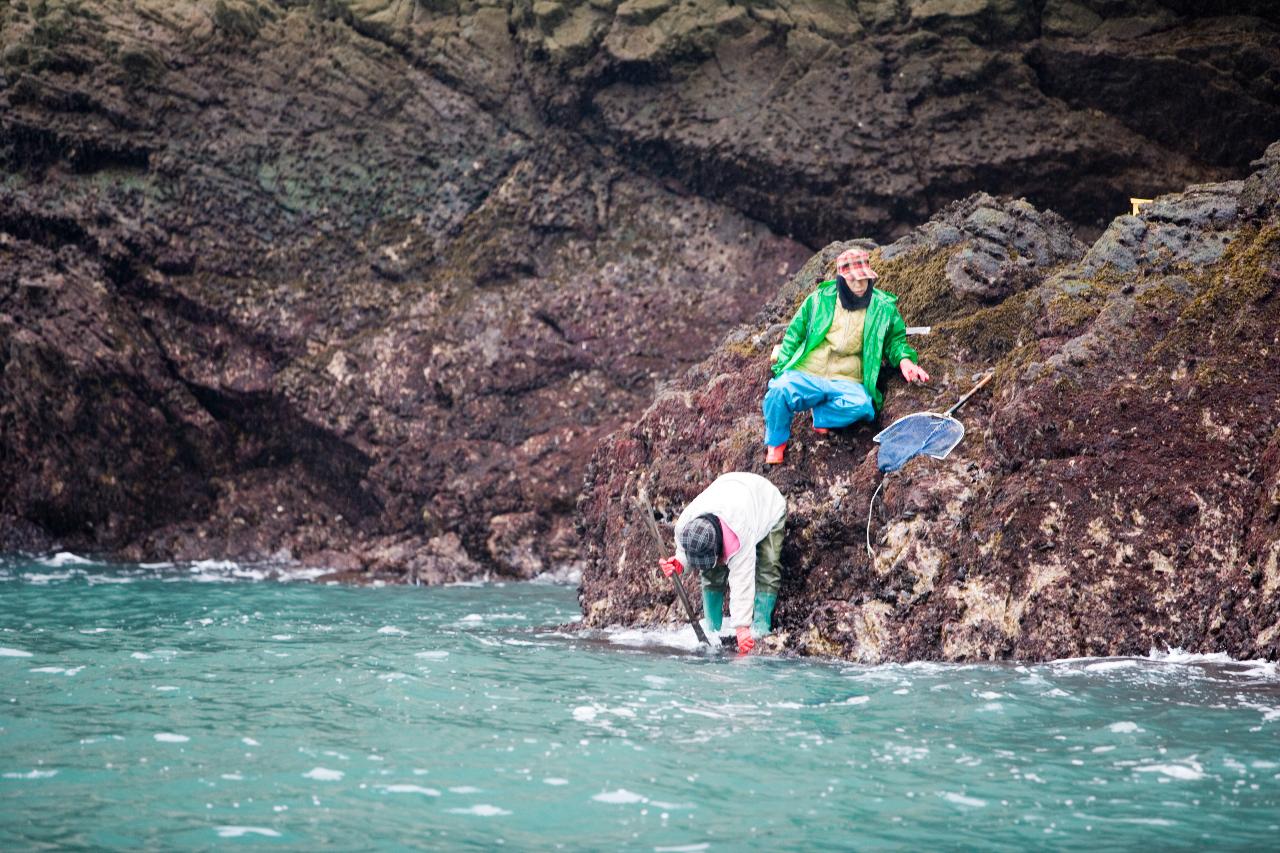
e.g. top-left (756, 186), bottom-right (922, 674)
top-left (873, 413), bottom-right (965, 473)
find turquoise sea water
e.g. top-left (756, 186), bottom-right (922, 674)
top-left (2, 557), bottom-right (1278, 850)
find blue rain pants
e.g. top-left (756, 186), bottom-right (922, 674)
top-left (762, 370), bottom-right (875, 447)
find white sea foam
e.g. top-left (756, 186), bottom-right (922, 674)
top-left (1109, 721), bottom-right (1142, 734)
top-left (1084, 660), bottom-right (1138, 672)
top-left (1149, 648), bottom-right (1237, 665)
top-left (154, 733), bottom-right (189, 743)
top-left (1050, 651), bottom-right (1279, 681)
top-left (942, 792), bottom-right (987, 808)
top-left (79, 628), bottom-right (112, 634)
top-left (414, 651), bottom-right (449, 660)
top-left (2, 769), bottom-right (57, 779)
top-left (190, 559), bottom-right (240, 572)
top-left (221, 773), bottom-right (244, 781)
top-left (1235, 698), bottom-right (1280, 724)
top-left (531, 563), bottom-right (583, 585)
top-left (678, 706), bottom-right (727, 720)
top-left (600, 625), bottom-right (720, 652)
top-left (593, 789), bottom-right (647, 804)
top-left (24, 571), bottom-right (82, 584)
top-left (1134, 761), bottom-right (1204, 781)
top-left (1148, 648), bottom-right (1279, 678)
top-left (30, 666), bottom-right (83, 676)
top-left (131, 652), bottom-right (151, 660)
top-left (447, 804), bottom-right (510, 816)
top-left (242, 738), bottom-right (261, 746)
top-left (165, 559), bottom-right (331, 584)
top-left (42, 552), bottom-right (92, 567)
top-left (86, 575), bottom-right (137, 585)
top-left (377, 626), bottom-right (407, 635)
top-left (381, 784), bottom-right (440, 796)
top-left (649, 799), bottom-right (696, 810)
top-left (282, 566), bottom-right (331, 580)
top-left (449, 786), bottom-right (481, 794)
top-left (303, 767), bottom-right (344, 781)
top-left (543, 778), bottom-right (569, 785)
top-left (573, 704), bottom-right (637, 723)
top-left (215, 827), bottom-right (282, 838)
top-left (0, 647), bottom-right (33, 657)
top-left (654, 845), bottom-right (710, 853)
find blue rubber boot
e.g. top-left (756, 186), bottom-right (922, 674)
top-left (701, 587), bottom-right (725, 633)
top-left (751, 591), bottom-right (778, 639)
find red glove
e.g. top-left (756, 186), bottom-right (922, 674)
top-left (659, 557), bottom-right (684, 577)
top-left (736, 626), bottom-right (755, 655)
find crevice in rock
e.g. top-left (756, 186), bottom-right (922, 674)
top-left (179, 380), bottom-right (383, 527)
top-left (0, 118), bottom-right (151, 176)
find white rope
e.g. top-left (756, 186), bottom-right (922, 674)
top-left (865, 474), bottom-right (887, 559)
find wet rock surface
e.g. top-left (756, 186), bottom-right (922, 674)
top-left (0, 1), bottom-right (808, 577)
top-left (577, 159), bottom-right (1280, 662)
top-left (2, 1), bottom-right (1279, 588)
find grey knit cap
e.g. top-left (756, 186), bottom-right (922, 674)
top-left (678, 515), bottom-right (720, 571)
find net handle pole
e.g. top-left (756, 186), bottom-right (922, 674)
top-left (636, 494), bottom-right (711, 646)
top-left (943, 370), bottom-right (995, 417)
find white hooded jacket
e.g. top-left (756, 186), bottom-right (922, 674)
top-left (673, 472), bottom-right (787, 629)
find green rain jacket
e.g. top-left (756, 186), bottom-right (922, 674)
top-left (771, 281), bottom-right (918, 412)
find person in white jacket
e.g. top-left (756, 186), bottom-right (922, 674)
top-left (658, 472), bottom-right (787, 654)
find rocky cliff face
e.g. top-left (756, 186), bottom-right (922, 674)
top-left (2, 1), bottom-right (1279, 581)
top-left (577, 144), bottom-right (1280, 661)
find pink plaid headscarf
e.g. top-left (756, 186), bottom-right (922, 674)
top-left (836, 248), bottom-right (877, 280)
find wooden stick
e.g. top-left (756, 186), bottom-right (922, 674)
top-left (943, 370), bottom-right (995, 417)
top-left (635, 494), bottom-right (710, 646)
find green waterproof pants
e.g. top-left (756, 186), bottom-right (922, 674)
top-left (699, 513), bottom-right (786, 596)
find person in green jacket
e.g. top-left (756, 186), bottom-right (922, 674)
top-left (763, 247), bottom-right (929, 464)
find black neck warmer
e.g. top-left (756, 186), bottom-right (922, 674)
top-left (695, 513), bottom-right (724, 564)
top-left (837, 275), bottom-right (874, 311)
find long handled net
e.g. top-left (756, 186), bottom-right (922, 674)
top-left (865, 372), bottom-right (994, 557)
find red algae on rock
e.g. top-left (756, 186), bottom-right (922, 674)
top-left (578, 152), bottom-right (1280, 662)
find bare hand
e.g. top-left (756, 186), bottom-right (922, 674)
top-left (900, 359), bottom-right (930, 383)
